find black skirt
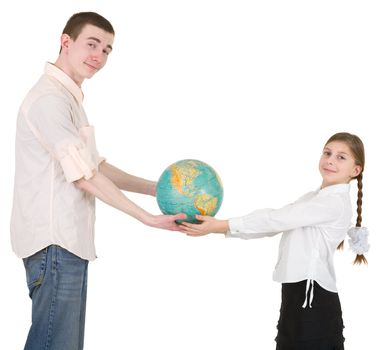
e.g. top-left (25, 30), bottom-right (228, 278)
top-left (275, 280), bottom-right (345, 350)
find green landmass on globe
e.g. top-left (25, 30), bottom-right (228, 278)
top-left (156, 159), bottom-right (224, 223)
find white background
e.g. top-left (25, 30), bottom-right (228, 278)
top-left (1, 1), bottom-right (383, 349)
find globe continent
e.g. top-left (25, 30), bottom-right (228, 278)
top-left (156, 159), bottom-right (223, 223)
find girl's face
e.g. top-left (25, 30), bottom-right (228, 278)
top-left (319, 140), bottom-right (362, 188)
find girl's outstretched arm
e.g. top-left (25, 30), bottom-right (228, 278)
top-left (180, 215), bottom-right (229, 236)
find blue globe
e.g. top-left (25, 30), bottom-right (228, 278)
top-left (156, 159), bottom-right (224, 223)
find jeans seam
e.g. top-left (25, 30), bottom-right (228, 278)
top-left (44, 246), bottom-right (58, 350)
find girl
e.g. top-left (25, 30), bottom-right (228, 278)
top-left (180, 132), bottom-right (369, 350)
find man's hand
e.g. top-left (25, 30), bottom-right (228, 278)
top-left (146, 213), bottom-right (187, 231)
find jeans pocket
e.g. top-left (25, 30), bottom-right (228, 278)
top-left (23, 247), bottom-right (48, 298)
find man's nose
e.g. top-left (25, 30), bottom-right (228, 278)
top-left (91, 50), bottom-right (103, 63)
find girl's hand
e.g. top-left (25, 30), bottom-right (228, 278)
top-left (180, 215), bottom-right (229, 236)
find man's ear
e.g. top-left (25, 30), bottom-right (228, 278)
top-left (60, 33), bottom-right (71, 51)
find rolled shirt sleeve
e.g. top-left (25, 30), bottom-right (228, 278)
top-left (57, 142), bottom-right (95, 182)
top-left (27, 94), bottom-right (100, 182)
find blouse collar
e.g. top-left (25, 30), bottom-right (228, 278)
top-left (318, 183), bottom-right (350, 195)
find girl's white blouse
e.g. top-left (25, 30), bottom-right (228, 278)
top-left (227, 184), bottom-right (352, 293)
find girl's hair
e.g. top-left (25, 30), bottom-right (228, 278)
top-left (62, 12), bottom-right (115, 41)
top-left (325, 132), bottom-right (367, 265)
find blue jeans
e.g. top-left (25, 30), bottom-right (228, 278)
top-left (23, 245), bottom-right (89, 350)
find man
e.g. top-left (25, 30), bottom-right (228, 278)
top-left (11, 12), bottom-right (185, 350)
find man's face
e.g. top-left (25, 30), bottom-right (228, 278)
top-left (60, 24), bottom-right (114, 85)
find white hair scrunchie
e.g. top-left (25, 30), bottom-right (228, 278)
top-left (347, 226), bottom-right (370, 255)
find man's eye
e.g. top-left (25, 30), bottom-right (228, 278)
top-left (88, 43), bottom-right (96, 48)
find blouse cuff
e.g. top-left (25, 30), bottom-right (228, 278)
top-left (59, 144), bottom-right (97, 182)
top-left (225, 217), bottom-right (244, 237)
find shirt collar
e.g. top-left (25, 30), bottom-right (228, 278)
top-left (318, 183), bottom-right (350, 195)
top-left (44, 62), bottom-right (84, 105)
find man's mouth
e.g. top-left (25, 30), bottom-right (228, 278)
top-left (84, 62), bottom-right (98, 71)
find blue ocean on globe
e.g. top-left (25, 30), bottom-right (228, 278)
top-left (156, 159), bottom-right (224, 223)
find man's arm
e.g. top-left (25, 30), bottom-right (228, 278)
top-left (99, 161), bottom-right (156, 196)
top-left (74, 171), bottom-right (185, 231)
